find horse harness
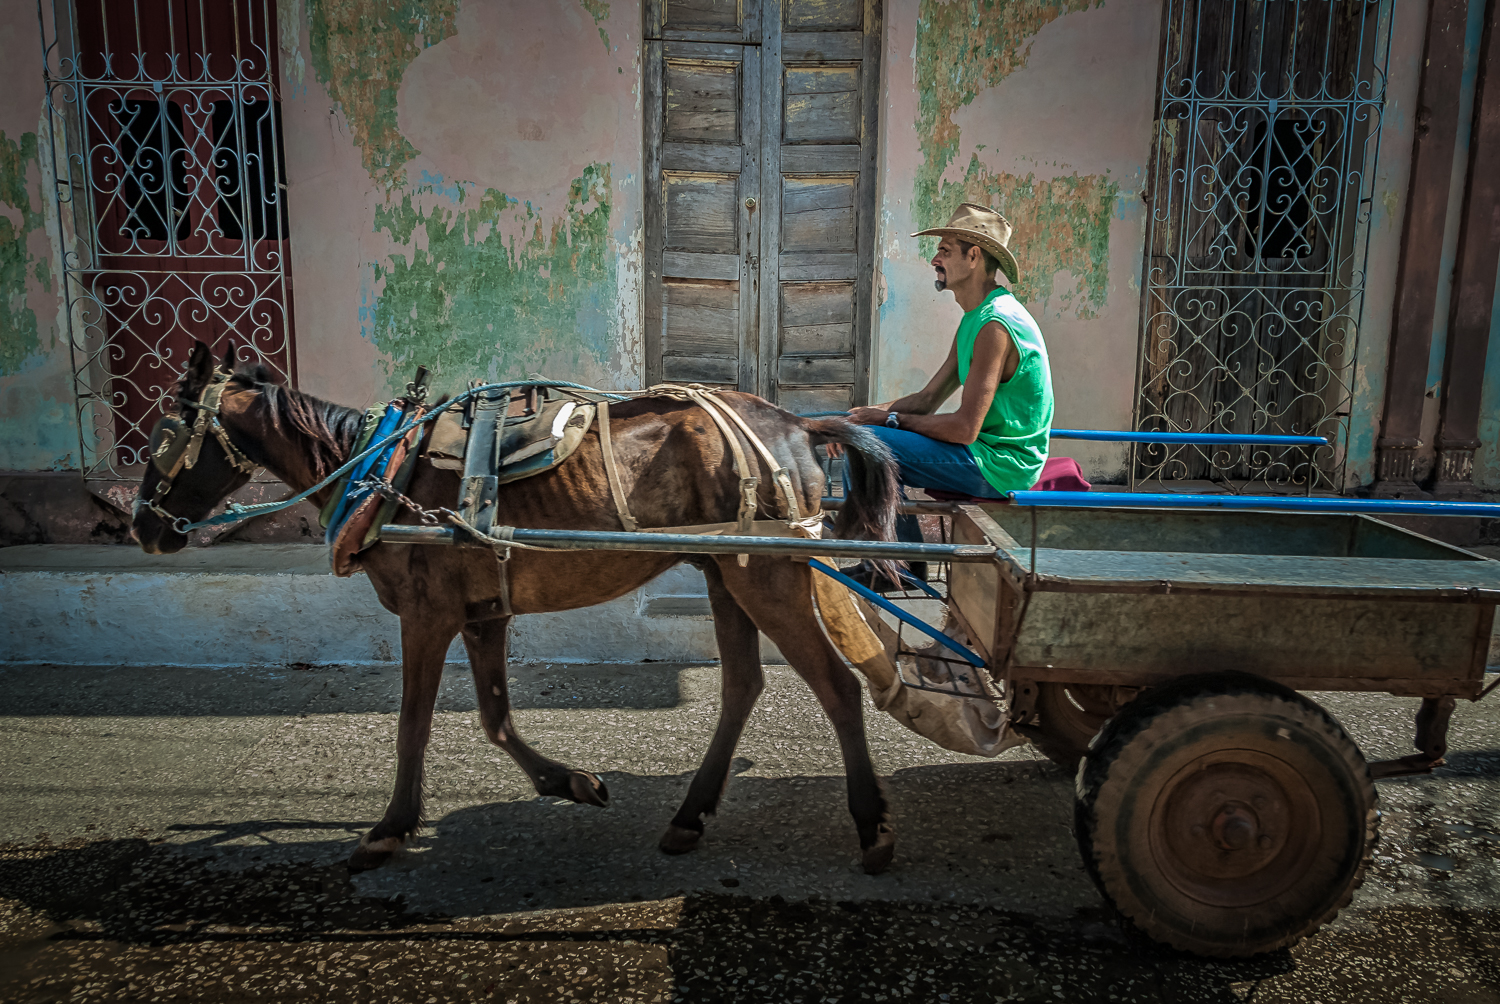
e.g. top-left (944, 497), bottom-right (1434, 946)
top-left (143, 365), bottom-right (260, 528)
top-left (347, 382), bottom-right (823, 619)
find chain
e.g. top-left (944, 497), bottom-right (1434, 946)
top-left (351, 477), bottom-right (443, 526)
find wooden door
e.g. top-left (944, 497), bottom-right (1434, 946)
top-left (644, 0), bottom-right (880, 411)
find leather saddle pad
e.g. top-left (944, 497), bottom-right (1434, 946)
top-left (425, 387), bottom-right (596, 486)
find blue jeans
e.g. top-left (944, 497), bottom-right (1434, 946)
top-left (848, 426), bottom-right (1005, 499)
top-left (841, 426), bottom-right (1003, 546)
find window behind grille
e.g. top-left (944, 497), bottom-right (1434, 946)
top-left (212, 98), bottom-right (290, 242)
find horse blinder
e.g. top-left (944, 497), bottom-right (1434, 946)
top-left (148, 414), bottom-right (191, 478)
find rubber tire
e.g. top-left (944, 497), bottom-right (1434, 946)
top-left (1074, 671), bottom-right (1377, 958)
top-left (1031, 683), bottom-right (1118, 769)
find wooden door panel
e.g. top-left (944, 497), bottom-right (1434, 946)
top-left (665, 58), bottom-right (742, 142)
top-left (786, 0), bottom-right (863, 30)
top-left (665, 0), bottom-right (742, 32)
top-left (778, 355), bottom-right (856, 384)
top-left (777, 251), bottom-right (858, 279)
top-left (662, 142), bottom-right (743, 173)
top-left (780, 385), bottom-right (854, 413)
top-left (645, 28), bottom-right (760, 390)
top-left (782, 32), bottom-right (863, 61)
top-left (781, 281), bottom-right (855, 353)
top-left (653, 0), bottom-right (761, 44)
top-left (781, 176), bottom-right (857, 252)
top-left (663, 279), bottom-right (741, 382)
top-left (781, 144), bottom-right (860, 173)
top-left (783, 65), bottom-right (861, 142)
top-left (664, 173), bottom-right (741, 253)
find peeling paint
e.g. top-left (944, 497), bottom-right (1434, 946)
top-left (366, 164), bottom-right (616, 393)
top-left (913, 0), bottom-right (1115, 316)
top-left (278, 0), bottom-right (308, 89)
top-left (0, 130), bottom-right (49, 376)
top-left (577, 0), bottom-right (612, 52)
top-left (928, 156), bottom-right (1118, 317)
top-left (307, 0), bottom-right (459, 188)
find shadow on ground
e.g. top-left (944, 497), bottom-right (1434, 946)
top-left (0, 833), bottom-right (1294, 1004)
top-left (3, 821), bottom-right (1498, 1002)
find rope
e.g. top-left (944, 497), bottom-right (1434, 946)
top-left (168, 379), bottom-right (630, 533)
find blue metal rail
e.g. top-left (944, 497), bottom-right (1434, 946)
top-left (1049, 429), bottom-right (1328, 446)
top-left (1006, 490), bottom-right (1500, 518)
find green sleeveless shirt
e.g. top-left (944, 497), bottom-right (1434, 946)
top-left (955, 286), bottom-right (1053, 492)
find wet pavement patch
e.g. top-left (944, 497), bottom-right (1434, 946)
top-left (2, 838), bottom-right (1498, 1003)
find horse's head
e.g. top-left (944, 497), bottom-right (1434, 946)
top-left (132, 340), bottom-right (260, 554)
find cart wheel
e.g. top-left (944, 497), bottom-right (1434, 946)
top-left (1031, 683), bottom-right (1126, 769)
top-left (1075, 671), bottom-right (1376, 957)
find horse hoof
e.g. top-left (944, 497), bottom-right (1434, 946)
top-left (861, 825), bottom-right (895, 875)
top-left (569, 771), bottom-right (609, 807)
top-left (348, 835), bottom-right (403, 872)
top-left (658, 824), bottom-right (702, 855)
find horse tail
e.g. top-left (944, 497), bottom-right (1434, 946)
top-left (801, 417), bottom-right (900, 544)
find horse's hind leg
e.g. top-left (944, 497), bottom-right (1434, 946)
top-left (715, 555), bottom-right (894, 874)
top-left (349, 613), bottom-right (458, 871)
top-left (461, 616), bottom-right (608, 806)
top-left (659, 560), bottom-right (765, 855)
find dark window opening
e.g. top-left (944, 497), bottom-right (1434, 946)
top-left (112, 98), bottom-right (189, 243)
top-left (212, 98), bottom-right (290, 241)
top-left (1243, 119), bottom-right (1320, 259)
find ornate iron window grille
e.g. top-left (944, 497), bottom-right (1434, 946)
top-left (1132, 0), bottom-right (1392, 493)
top-left (39, 0), bottom-right (295, 480)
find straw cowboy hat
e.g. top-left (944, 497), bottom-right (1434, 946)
top-left (913, 203), bottom-right (1020, 287)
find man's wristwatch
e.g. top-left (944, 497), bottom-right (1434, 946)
top-left (885, 411), bottom-right (900, 429)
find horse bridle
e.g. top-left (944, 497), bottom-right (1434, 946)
top-left (141, 365), bottom-right (260, 532)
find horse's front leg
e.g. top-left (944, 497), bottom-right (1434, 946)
top-left (462, 616), bottom-right (608, 806)
top-left (348, 612), bottom-right (459, 871)
top-left (716, 556), bottom-right (894, 874)
top-left (659, 560), bottom-right (764, 854)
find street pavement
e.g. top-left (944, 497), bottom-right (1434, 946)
top-left (1, 660), bottom-right (1497, 1003)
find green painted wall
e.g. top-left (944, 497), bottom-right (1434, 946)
top-left (0, 125), bottom-right (75, 471)
top-left (0, 130), bottom-right (48, 375)
top-left (911, 0), bottom-right (1116, 316)
top-left (307, 0), bottom-right (460, 190)
top-left (366, 166), bottom-right (617, 391)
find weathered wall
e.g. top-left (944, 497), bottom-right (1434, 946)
top-left (873, 0), bottom-right (1162, 482)
top-left (0, 6), bottom-right (73, 472)
top-left (1339, 0), bottom-right (1428, 490)
top-left (1347, 0), bottom-right (1500, 493)
top-left (283, 0), bottom-right (644, 410)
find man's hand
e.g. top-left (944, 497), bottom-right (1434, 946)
top-left (848, 406), bottom-right (891, 426)
top-left (826, 405), bottom-right (893, 459)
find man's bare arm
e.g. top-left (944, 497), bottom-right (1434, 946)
top-left (847, 341), bottom-right (960, 427)
top-left (852, 321), bottom-right (1012, 445)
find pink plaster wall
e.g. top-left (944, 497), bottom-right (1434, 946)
top-left (280, 0), bottom-right (644, 411)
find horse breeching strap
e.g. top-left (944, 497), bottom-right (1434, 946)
top-left (595, 384), bottom-right (812, 565)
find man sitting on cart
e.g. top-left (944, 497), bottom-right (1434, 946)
top-left (836, 203), bottom-right (1054, 591)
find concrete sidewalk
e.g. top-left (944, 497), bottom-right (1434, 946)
top-left (0, 544), bottom-right (769, 666)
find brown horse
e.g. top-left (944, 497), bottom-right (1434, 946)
top-left (132, 342), bottom-right (903, 873)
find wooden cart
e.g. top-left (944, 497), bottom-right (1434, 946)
top-left (939, 500), bottom-right (1499, 956)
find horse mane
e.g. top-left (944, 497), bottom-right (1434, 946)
top-left (231, 364), bottom-right (366, 481)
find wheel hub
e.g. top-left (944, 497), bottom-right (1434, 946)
top-left (1151, 751), bottom-right (1317, 907)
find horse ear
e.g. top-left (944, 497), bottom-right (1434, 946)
top-left (221, 340), bottom-right (238, 372)
top-left (186, 340), bottom-right (213, 384)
